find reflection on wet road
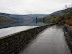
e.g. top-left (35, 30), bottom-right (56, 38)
top-left (19, 26), bottom-right (71, 54)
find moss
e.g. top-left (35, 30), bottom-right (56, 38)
top-left (6, 42), bottom-right (9, 46)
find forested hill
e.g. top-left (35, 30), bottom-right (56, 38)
top-left (0, 13), bottom-right (47, 20)
top-left (44, 7), bottom-right (72, 18)
top-left (36, 7), bottom-right (72, 25)
top-left (0, 15), bottom-right (17, 27)
top-left (0, 12), bottom-right (47, 28)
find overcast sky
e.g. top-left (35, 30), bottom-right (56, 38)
top-left (0, 0), bottom-right (71, 15)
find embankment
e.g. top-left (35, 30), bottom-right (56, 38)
top-left (0, 24), bottom-right (54, 54)
top-left (63, 24), bottom-right (72, 53)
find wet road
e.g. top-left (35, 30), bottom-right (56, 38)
top-left (19, 26), bottom-right (71, 54)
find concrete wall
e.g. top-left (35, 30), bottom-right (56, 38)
top-left (0, 24), bottom-right (53, 54)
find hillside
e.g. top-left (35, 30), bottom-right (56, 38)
top-left (0, 13), bottom-right (48, 28)
top-left (0, 15), bottom-right (17, 27)
top-left (0, 13), bottom-right (47, 20)
top-left (45, 7), bottom-right (72, 18)
top-left (43, 10), bottom-right (65, 19)
top-left (45, 7), bottom-right (72, 25)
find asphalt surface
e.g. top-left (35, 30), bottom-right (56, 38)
top-left (19, 25), bottom-right (71, 54)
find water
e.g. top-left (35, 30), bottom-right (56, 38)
top-left (0, 20), bottom-right (46, 38)
top-left (0, 20), bottom-right (46, 28)
top-left (0, 20), bottom-right (47, 38)
top-left (0, 26), bottom-right (38, 38)
top-left (19, 25), bottom-right (71, 54)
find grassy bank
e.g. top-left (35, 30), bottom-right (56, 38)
top-left (0, 23), bottom-right (54, 54)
